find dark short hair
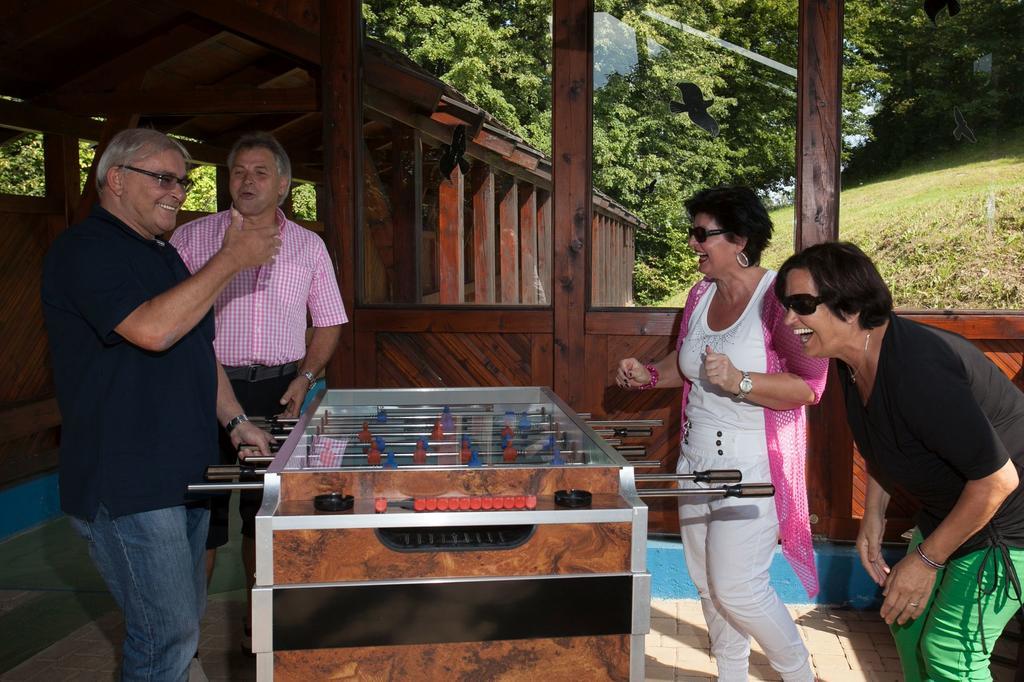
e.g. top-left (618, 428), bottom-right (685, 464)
top-left (684, 186), bottom-right (772, 265)
top-left (774, 241), bottom-right (893, 329)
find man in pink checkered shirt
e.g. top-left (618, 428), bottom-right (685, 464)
top-left (170, 132), bottom-right (346, 652)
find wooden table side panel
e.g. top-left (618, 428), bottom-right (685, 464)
top-left (273, 635), bottom-right (631, 681)
top-left (273, 522), bottom-right (632, 582)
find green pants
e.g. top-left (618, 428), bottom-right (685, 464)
top-left (891, 530), bottom-right (1024, 681)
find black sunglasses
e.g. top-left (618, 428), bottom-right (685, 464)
top-left (688, 226), bottom-right (728, 243)
top-left (119, 165), bottom-right (193, 193)
top-left (782, 293), bottom-right (826, 316)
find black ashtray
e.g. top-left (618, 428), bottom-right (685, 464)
top-left (554, 489), bottom-right (592, 508)
top-left (314, 492), bottom-right (354, 512)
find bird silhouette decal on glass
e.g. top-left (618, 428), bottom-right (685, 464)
top-left (923, 0), bottom-right (961, 25)
top-left (670, 82), bottom-right (719, 138)
top-left (439, 125), bottom-right (471, 178)
top-left (952, 106), bottom-right (977, 143)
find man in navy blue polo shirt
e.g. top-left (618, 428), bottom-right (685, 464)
top-left (42, 128), bottom-right (280, 682)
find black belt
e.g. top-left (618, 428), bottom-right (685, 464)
top-left (224, 361), bottom-right (299, 382)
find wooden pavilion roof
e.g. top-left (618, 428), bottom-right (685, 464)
top-left (0, 0), bottom-right (644, 227)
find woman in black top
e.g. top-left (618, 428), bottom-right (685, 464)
top-left (775, 242), bottom-right (1024, 680)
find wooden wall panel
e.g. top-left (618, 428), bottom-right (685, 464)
top-left (583, 329), bottom-right (683, 535)
top-left (374, 332), bottom-right (548, 388)
top-left (0, 211), bottom-right (61, 486)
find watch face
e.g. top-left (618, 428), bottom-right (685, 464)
top-left (740, 375), bottom-right (753, 393)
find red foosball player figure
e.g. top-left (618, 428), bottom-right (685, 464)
top-left (357, 421), bottom-right (372, 443)
top-left (503, 444), bottom-right (517, 463)
top-left (367, 443), bottom-right (381, 466)
top-left (431, 419), bottom-right (444, 440)
top-left (460, 440), bottom-right (472, 464)
top-left (501, 425), bottom-right (514, 439)
top-left (413, 438), bottom-right (428, 465)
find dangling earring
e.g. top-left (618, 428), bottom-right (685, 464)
top-left (736, 251), bottom-right (750, 268)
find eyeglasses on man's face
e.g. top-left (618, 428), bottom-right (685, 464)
top-left (782, 293), bottom-right (826, 316)
top-left (119, 165), bottom-right (193, 193)
top-left (688, 225), bottom-right (728, 243)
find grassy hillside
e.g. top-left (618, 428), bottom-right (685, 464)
top-left (662, 131), bottom-right (1024, 309)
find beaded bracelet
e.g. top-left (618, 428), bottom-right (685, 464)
top-left (915, 544), bottom-right (946, 570)
top-left (637, 363), bottom-right (659, 391)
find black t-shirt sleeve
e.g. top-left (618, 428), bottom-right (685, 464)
top-left (896, 345), bottom-right (1009, 481)
top-left (62, 236), bottom-right (153, 343)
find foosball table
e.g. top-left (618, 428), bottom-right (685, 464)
top-left (247, 387), bottom-right (651, 681)
top-left (189, 386), bottom-right (776, 681)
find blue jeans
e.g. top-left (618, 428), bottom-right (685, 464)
top-left (70, 504), bottom-right (209, 682)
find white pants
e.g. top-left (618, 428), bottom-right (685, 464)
top-left (677, 422), bottom-right (813, 682)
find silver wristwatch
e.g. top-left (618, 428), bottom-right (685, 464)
top-left (303, 370), bottom-right (316, 387)
top-left (735, 371), bottom-right (753, 400)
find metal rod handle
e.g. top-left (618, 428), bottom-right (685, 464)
top-left (627, 461), bottom-right (664, 468)
top-left (636, 483), bottom-right (775, 498)
top-left (635, 469), bottom-right (742, 484)
top-left (187, 482), bottom-right (264, 492)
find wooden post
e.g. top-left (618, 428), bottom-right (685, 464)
top-left (437, 167), bottom-right (465, 303)
top-left (43, 133), bottom-right (79, 229)
top-left (73, 113), bottom-right (140, 225)
top-left (518, 182), bottom-right (538, 304)
top-left (498, 179), bottom-right (519, 303)
top-left (795, 0), bottom-right (843, 251)
top-left (320, 0), bottom-right (361, 387)
top-left (471, 162), bottom-right (495, 303)
top-left (536, 189), bottom-right (552, 304)
top-left (216, 165), bottom-right (231, 212)
top-left (552, 0), bottom-right (592, 406)
top-left (796, 0), bottom-right (846, 537)
top-left (392, 125), bottom-right (422, 303)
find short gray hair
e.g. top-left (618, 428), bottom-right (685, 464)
top-left (96, 128), bottom-right (190, 192)
top-left (228, 132), bottom-right (292, 205)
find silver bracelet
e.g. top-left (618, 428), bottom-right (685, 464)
top-left (915, 544), bottom-right (946, 570)
top-left (225, 413), bottom-right (249, 434)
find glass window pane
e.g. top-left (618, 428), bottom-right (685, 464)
top-left (361, 1), bottom-right (552, 305)
top-left (592, 2), bottom-right (799, 308)
top-left (841, 3), bottom-right (1024, 310)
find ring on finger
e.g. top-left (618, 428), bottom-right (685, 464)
top-left (908, 601), bottom-right (920, 607)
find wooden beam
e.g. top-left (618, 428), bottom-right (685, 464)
top-left (536, 189), bottom-right (552, 305)
top-left (47, 86), bottom-right (318, 116)
top-left (519, 182), bottom-right (538, 304)
top-left (355, 309), bottom-right (552, 334)
top-left (796, 0), bottom-right (846, 540)
top-left (0, 99), bottom-right (103, 140)
top-left (0, 99), bottom-right (249, 176)
top-left (795, 0), bottom-right (843, 250)
top-left (44, 133), bottom-right (80, 227)
top-left (0, 398), bottom-right (61, 443)
top-left (320, 0), bottom-right (360, 388)
top-left (471, 163), bottom-right (496, 304)
top-left (498, 180), bottom-right (519, 303)
top-left (172, 0), bottom-right (320, 64)
top-left (74, 113), bottom-right (140, 225)
top-left (391, 126), bottom-right (421, 303)
top-left (437, 168), bottom-right (465, 304)
top-left (364, 88), bottom-right (552, 188)
top-left (552, 0), bottom-right (593, 407)
top-left (49, 21), bottom-right (220, 95)
top-left (0, 0), bottom-right (114, 52)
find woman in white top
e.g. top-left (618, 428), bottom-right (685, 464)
top-left (617, 186), bottom-right (828, 681)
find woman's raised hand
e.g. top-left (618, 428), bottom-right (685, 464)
top-left (616, 357), bottom-right (649, 389)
